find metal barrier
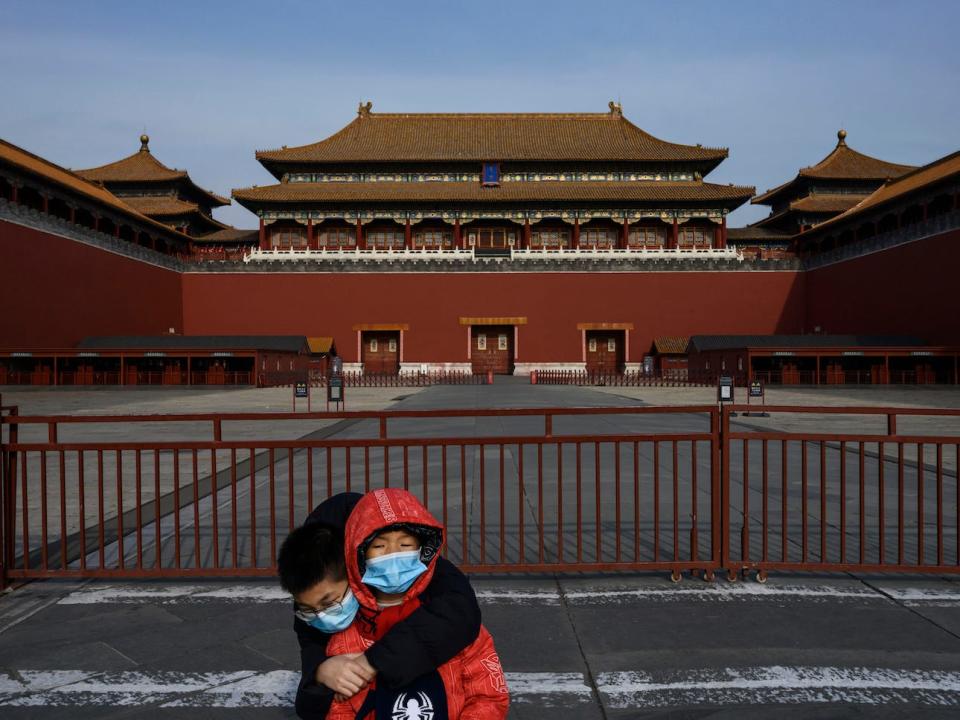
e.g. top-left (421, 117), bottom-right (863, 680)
top-left (721, 405), bottom-right (960, 580)
top-left (0, 406), bottom-right (721, 585)
top-left (534, 370), bottom-right (710, 387)
top-left (1, 403), bottom-right (957, 588)
top-left (311, 371), bottom-right (487, 388)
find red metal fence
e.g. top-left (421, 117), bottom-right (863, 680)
top-left (534, 370), bottom-right (709, 387)
top-left (1, 404), bottom-right (958, 588)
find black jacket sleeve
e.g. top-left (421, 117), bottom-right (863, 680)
top-left (293, 617), bottom-right (334, 720)
top-left (364, 556), bottom-right (482, 689)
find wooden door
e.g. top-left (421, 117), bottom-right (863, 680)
top-left (362, 331), bottom-right (400, 375)
top-left (585, 331), bottom-right (624, 374)
top-left (470, 326), bottom-right (513, 375)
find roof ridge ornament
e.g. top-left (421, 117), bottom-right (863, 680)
top-left (358, 101), bottom-right (373, 117)
top-left (837, 128), bottom-right (847, 147)
top-left (139, 134), bottom-right (150, 153)
top-left (608, 100), bottom-right (622, 116)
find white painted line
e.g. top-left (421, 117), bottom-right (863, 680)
top-left (879, 586), bottom-right (960, 607)
top-left (56, 582), bottom-right (960, 607)
top-left (3, 667), bottom-right (959, 708)
top-left (596, 666), bottom-right (960, 708)
top-left (563, 584), bottom-right (883, 603)
top-left (0, 670), bottom-right (589, 708)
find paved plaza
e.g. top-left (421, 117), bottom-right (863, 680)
top-left (1, 382), bottom-right (960, 718)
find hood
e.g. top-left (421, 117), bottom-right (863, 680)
top-left (344, 488), bottom-right (445, 611)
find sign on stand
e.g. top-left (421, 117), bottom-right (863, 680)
top-left (745, 379), bottom-right (768, 417)
top-left (327, 375), bottom-right (345, 411)
top-left (717, 376), bottom-right (736, 416)
top-left (293, 381), bottom-right (311, 412)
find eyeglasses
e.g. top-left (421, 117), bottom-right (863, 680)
top-left (294, 586), bottom-right (350, 623)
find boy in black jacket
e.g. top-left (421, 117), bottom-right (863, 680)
top-left (278, 492), bottom-right (482, 720)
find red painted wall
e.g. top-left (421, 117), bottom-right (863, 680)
top-left (805, 229), bottom-right (960, 345)
top-left (182, 271), bottom-right (805, 363)
top-left (0, 220), bottom-right (183, 347)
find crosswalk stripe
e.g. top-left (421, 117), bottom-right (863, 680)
top-left (55, 583), bottom-right (960, 606)
top-left (3, 667), bottom-right (960, 708)
top-left (0, 670), bottom-right (588, 708)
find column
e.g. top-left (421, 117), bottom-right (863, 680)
top-left (454, 218), bottom-right (461, 249)
top-left (150, 236), bottom-right (157, 251)
top-left (671, 218), bottom-right (678, 248)
top-left (573, 217), bottom-right (580, 249)
top-left (93, 215), bottom-right (100, 232)
top-left (719, 217), bottom-right (727, 248)
top-left (258, 217), bottom-right (266, 249)
top-left (621, 218), bottom-right (629, 249)
top-left (523, 219), bottom-right (531, 249)
top-left (10, 183), bottom-right (18, 204)
top-left (69, 205), bottom-right (76, 224)
top-left (41, 195), bottom-right (49, 214)
top-left (307, 218), bottom-right (315, 249)
top-left (405, 218), bottom-right (413, 249)
top-left (356, 218), bottom-right (365, 250)
top-left (115, 224), bottom-right (121, 239)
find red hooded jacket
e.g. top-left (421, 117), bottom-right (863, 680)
top-left (326, 488), bottom-right (509, 720)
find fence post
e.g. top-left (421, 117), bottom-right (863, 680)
top-left (1, 408), bottom-right (18, 591)
top-left (715, 405), bottom-right (729, 573)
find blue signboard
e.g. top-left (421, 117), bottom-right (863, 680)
top-left (482, 162), bottom-right (500, 186)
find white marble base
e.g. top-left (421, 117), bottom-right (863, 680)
top-left (513, 362), bottom-right (587, 375)
top-left (399, 362), bottom-right (473, 374)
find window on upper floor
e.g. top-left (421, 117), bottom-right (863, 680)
top-left (270, 227), bottom-right (307, 250)
top-left (317, 227), bottom-right (356, 249)
top-left (678, 226), bottom-right (714, 249)
top-left (531, 228), bottom-right (571, 249)
top-left (366, 229), bottom-right (405, 250)
top-left (413, 228), bottom-right (453, 250)
top-left (628, 226), bottom-right (666, 249)
top-left (580, 228), bottom-right (615, 249)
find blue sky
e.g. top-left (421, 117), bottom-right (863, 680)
top-left (1, 0), bottom-right (957, 228)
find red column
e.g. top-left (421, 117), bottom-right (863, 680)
top-left (307, 218), bottom-right (315, 249)
top-left (621, 218), bottom-right (629, 249)
top-left (356, 219), bottom-right (365, 249)
top-left (258, 217), bottom-right (266, 249)
top-left (115, 224), bottom-right (121, 239)
top-left (719, 217), bottom-right (727, 248)
top-left (572, 218), bottom-right (580, 248)
top-left (454, 218), bottom-right (461, 249)
top-left (671, 219), bottom-right (678, 248)
top-left (10, 184), bottom-right (17, 204)
top-left (69, 206), bottom-right (76, 224)
top-left (93, 215), bottom-right (100, 232)
top-left (150, 236), bottom-right (157, 251)
top-left (405, 219), bottom-right (413, 249)
top-left (523, 219), bottom-right (531, 249)
top-left (42, 195), bottom-right (49, 214)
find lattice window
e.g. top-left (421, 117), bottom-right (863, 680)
top-left (413, 229), bottom-right (453, 250)
top-left (678, 227), bottom-right (715, 249)
top-left (531, 228), bottom-right (571, 249)
top-left (270, 227), bottom-right (307, 250)
top-left (628, 226), bottom-right (666, 249)
top-left (366, 229), bottom-right (404, 250)
top-left (580, 228), bottom-right (614, 249)
top-left (317, 228), bottom-right (357, 249)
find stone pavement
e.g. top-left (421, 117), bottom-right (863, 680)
top-left (1, 382), bottom-right (960, 717)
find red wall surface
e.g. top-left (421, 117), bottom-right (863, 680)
top-left (0, 221), bottom-right (183, 347)
top-left (805, 229), bottom-right (960, 346)
top-left (182, 271), bottom-right (805, 364)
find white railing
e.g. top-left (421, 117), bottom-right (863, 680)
top-left (244, 246), bottom-right (743, 263)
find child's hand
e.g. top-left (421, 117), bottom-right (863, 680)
top-left (318, 653), bottom-right (375, 697)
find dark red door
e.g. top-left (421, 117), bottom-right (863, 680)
top-left (362, 331), bottom-right (400, 374)
top-left (585, 331), bottom-right (624, 374)
top-left (471, 326), bottom-right (513, 375)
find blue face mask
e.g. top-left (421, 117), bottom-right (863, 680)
top-left (361, 550), bottom-right (428, 595)
top-left (301, 588), bottom-right (360, 633)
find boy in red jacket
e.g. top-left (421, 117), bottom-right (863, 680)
top-left (326, 488), bottom-right (509, 720)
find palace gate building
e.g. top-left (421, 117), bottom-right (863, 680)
top-left (1, 104), bottom-right (958, 382)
